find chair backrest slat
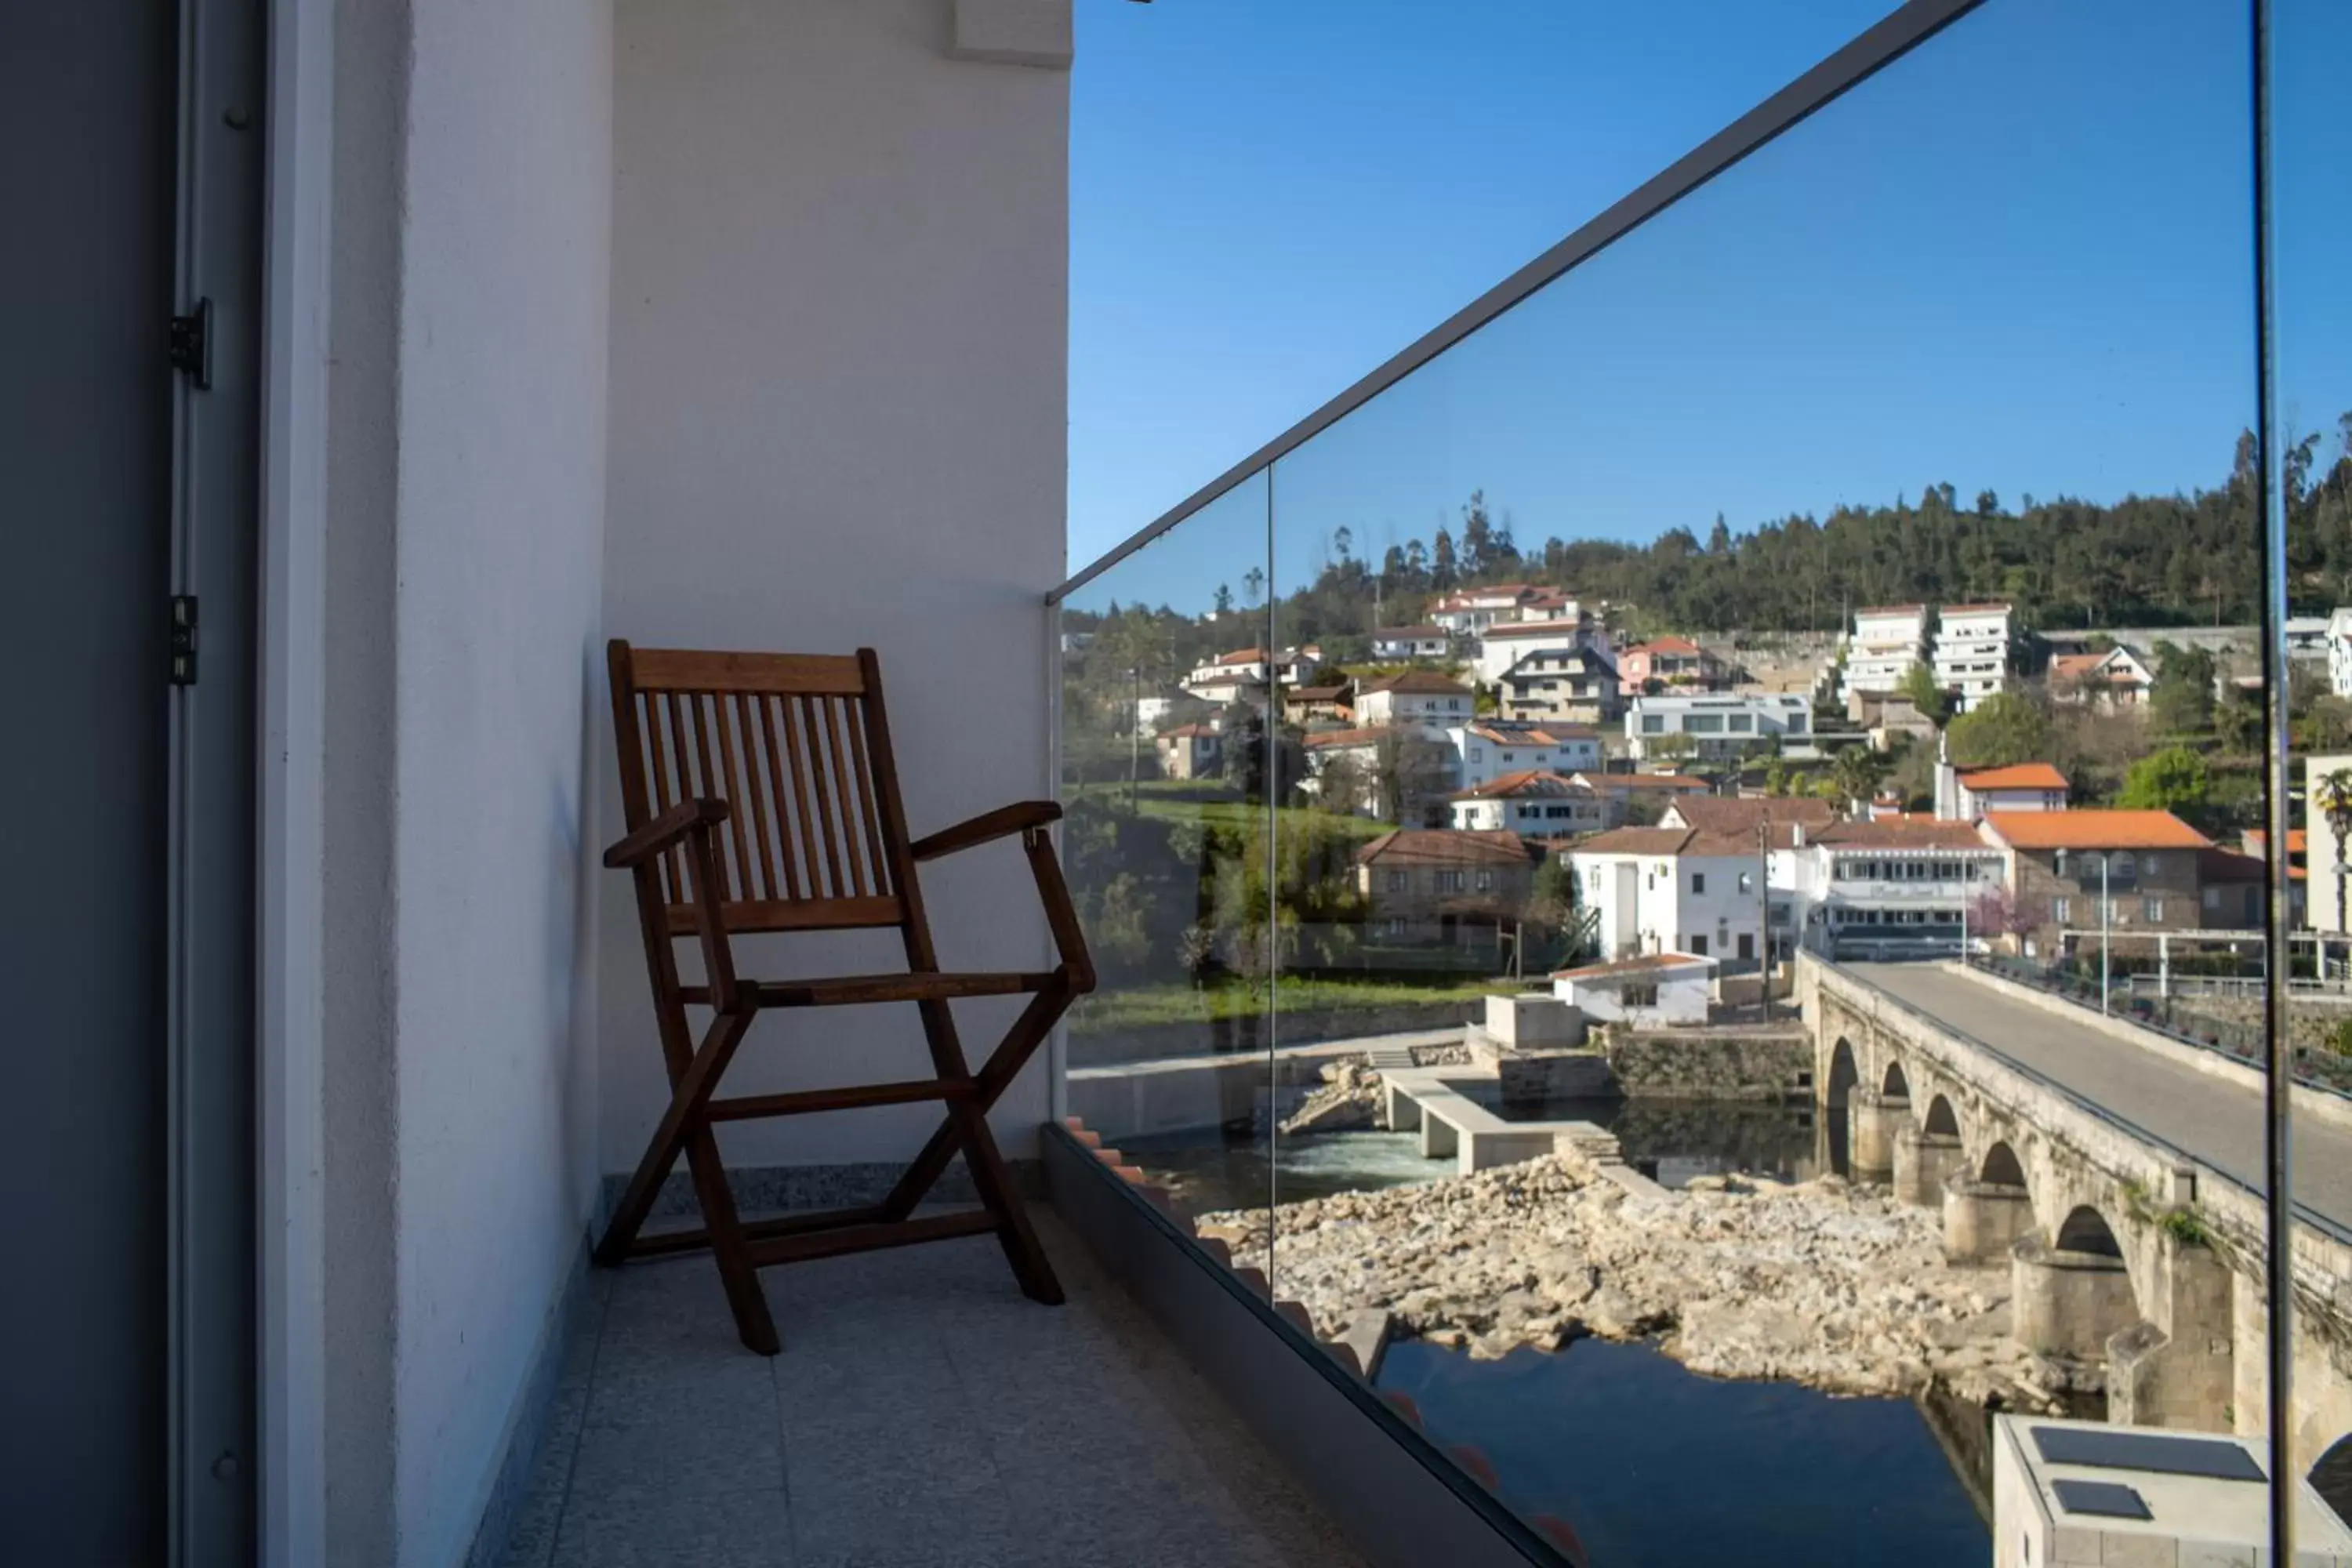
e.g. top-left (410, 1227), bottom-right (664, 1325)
top-left (609, 642), bottom-right (908, 935)
top-left (757, 695), bottom-right (807, 900)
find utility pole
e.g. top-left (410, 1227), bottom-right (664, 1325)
top-left (2100, 853), bottom-right (2112, 1014)
top-left (1127, 665), bottom-right (1141, 814)
top-left (1757, 818), bottom-right (1773, 1022)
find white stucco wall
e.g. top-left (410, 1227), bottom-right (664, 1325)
top-left (600, 0), bottom-right (1070, 1173)
top-left (319, 2), bottom-right (612, 1563)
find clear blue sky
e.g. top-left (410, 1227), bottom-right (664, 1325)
top-left (1065, 0), bottom-right (2349, 614)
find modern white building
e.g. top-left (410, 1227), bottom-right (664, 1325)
top-left (1841, 604), bottom-right (1931, 701)
top-left (1446, 771), bottom-right (1614, 839)
top-left (1624, 691), bottom-right (1812, 760)
top-left (1473, 619), bottom-right (1588, 684)
top-left (1446, 720), bottom-right (1604, 789)
top-left (1790, 818), bottom-right (2004, 958)
top-left (1930, 601), bottom-right (2013, 712)
top-left (1552, 952), bottom-right (1715, 1025)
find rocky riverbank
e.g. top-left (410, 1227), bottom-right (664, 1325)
top-left (1196, 1149), bottom-right (2082, 1411)
top-left (1279, 1044), bottom-right (1473, 1136)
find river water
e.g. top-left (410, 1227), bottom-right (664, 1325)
top-left (1120, 1100), bottom-right (1991, 1566)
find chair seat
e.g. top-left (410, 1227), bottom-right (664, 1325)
top-left (746, 969), bottom-right (1062, 1008)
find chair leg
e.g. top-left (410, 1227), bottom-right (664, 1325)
top-left (596, 1006), bottom-right (779, 1355)
top-left (885, 990), bottom-right (1070, 1305)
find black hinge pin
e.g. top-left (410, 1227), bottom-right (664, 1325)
top-left (169, 596), bottom-right (198, 686)
top-left (169, 299), bottom-right (212, 389)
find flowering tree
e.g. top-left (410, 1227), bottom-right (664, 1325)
top-left (1966, 884), bottom-right (2042, 952)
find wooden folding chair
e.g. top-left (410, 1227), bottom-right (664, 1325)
top-left (594, 641), bottom-right (1095, 1354)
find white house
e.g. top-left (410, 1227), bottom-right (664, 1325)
top-left (1495, 644), bottom-right (1624, 724)
top-left (1185, 644), bottom-right (1320, 702)
top-left (1841, 604), bottom-right (1931, 701)
top-left (1446, 720), bottom-right (1603, 789)
top-left (2048, 646), bottom-right (2154, 707)
top-left (1933, 759), bottom-right (2070, 821)
top-left (1428, 583), bottom-right (1542, 635)
top-left (1569, 825), bottom-right (1780, 966)
top-left (1552, 952), bottom-right (1715, 1025)
top-left (1446, 771), bottom-right (1614, 839)
top-left (1519, 588), bottom-right (1582, 623)
top-left (1624, 691), bottom-right (1811, 760)
top-left (1473, 619), bottom-right (1588, 684)
top-left (1930, 601), bottom-right (2013, 713)
top-left (1371, 625), bottom-right (1454, 660)
top-left (2329, 609), bottom-right (2352, 698)
top-left (1355, 670), bottom-right (1474, 729)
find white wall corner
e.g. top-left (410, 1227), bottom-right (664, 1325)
top-left (949, 0), bottom-right (1074, 68)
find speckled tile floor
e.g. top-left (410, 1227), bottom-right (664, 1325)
top-left (495, 1207), bottom-right (1371, 1568)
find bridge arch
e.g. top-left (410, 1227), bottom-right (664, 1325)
top-left (2054, 1205), bottom-right (2125, 1258)
top-left (1826, 1039), bottom-right (1859, 1107)
top-left (2308, 1436), bottom-right (2352, 1533)
top-left (1980, 1141), bottom-right (2027, 1189)
top-left (1882, 1061), bottom-right (1910, 1099)
top-left (1923, 1094), bottom-right (1960, 1138)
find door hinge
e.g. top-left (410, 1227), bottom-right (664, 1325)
top-left (169, 299), bottom-right (212, 388)
top-left (170, 596), bottom-right (199, 686)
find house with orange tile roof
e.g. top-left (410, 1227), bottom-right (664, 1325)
top-left (1353, 669), bottom-right (1474, 730)
top-left (1444, 771), bottom-right (1613, 839)
top-left (2047, 645), bottom-right (2154, 708)
top-left (1948, 761), bottom-right (2071, 819)
top-left (1616, 635), bottom-right (1727, 695)
top-left (1977, 809), bottom-right (2217, 955)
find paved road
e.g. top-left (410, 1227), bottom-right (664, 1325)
top-left (1845, 962), bottom-right (2352, 1234)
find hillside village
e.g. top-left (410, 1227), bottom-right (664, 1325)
top-left (1062, 575), bottom-right (2352, 1009)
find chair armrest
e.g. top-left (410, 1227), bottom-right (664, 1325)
top-left (909, 800), bottom-right (1062, 862)
top-left (1022, 829), bottom-right (1097, 994)
top-left (604, 798), bottom-right (729, 869)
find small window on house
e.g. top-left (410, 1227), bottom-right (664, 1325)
top-left (2053, 896), bottom-right (2072, 924)
top-left (2204, 885), bottom-right (2222, 911)
top-left (1470, 747), bottom-right (1483, 762)
top-left (1476, 870), bottom-right (1494, 891)
top-left (1737, 872), bottom-right (1752, 894)
top-left (2143, 897), bottom-right (2164, 922)
top-left (1690, 935), bottom-right (1709, 956)
top-left (2140, 852), bottom-right (2158, 875)
top-left (1438, 870), bottom-right (1465, 892)
top-left (1386, 870), bottom-right (1407, 892)
top-left (1691, 873), bottom-right (1707, 895)
top-left (1623, 983), bottom-right (1660, 1007)
top-left (1385, 916), bottom-right (1407, 937)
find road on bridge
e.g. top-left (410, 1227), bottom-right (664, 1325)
top-left (1845, 962), bottom-right (2352, 1234)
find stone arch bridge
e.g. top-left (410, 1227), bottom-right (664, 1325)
top-left (1801, 953), bottom-right (2352, 1467)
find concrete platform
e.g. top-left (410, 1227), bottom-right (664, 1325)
top-left (1379, 1066), bottom-right (1621, 1177)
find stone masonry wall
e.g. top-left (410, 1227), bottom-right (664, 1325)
top-left (1602, 1027), bottom-right (1813, 1102)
